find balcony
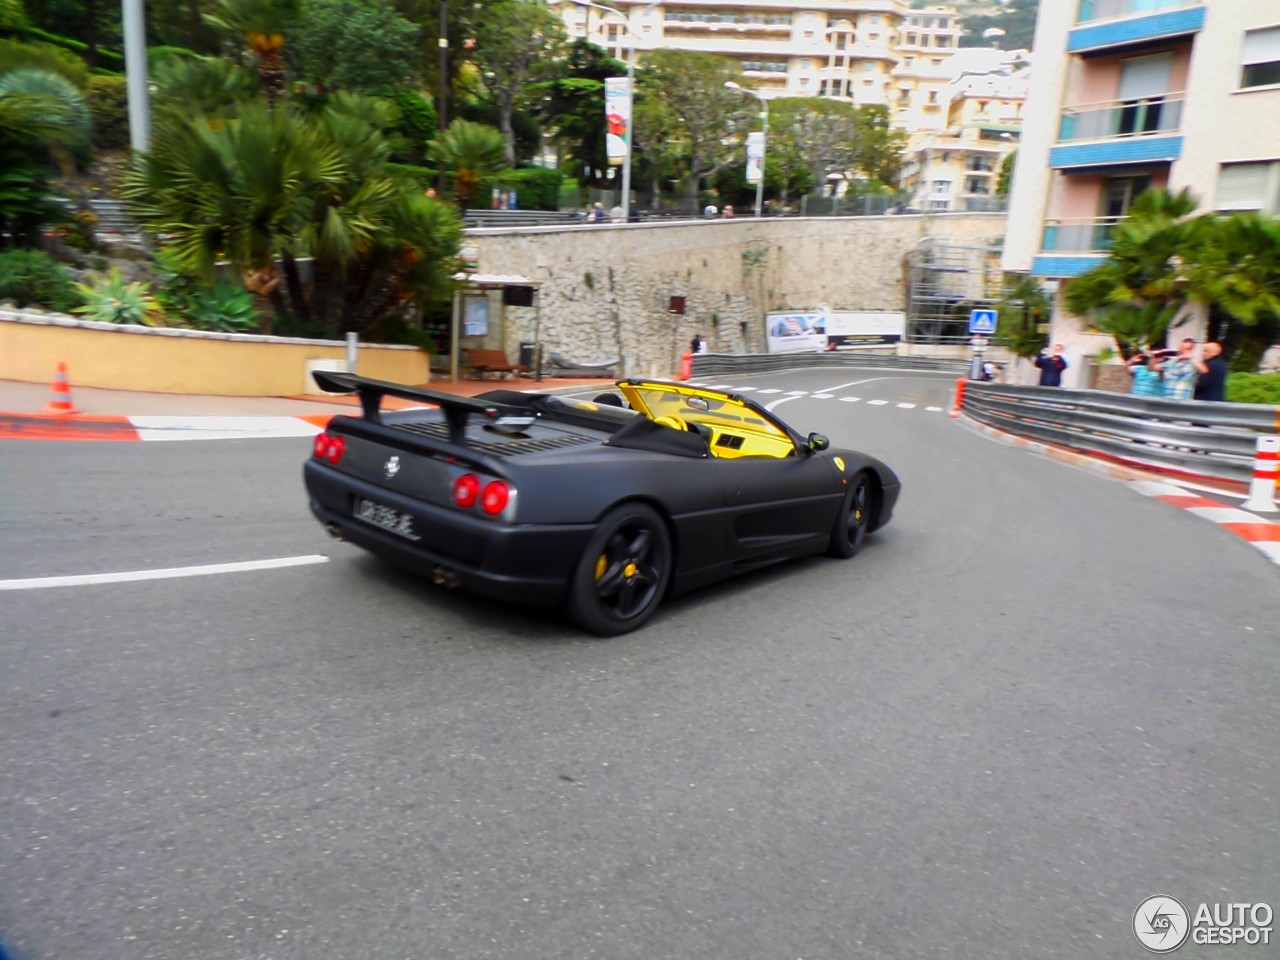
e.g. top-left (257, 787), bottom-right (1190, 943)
top-left (1049, 129), bottom-right (1182, 169)
top-left (1069, 2), bottom-right (1204, 55)
top-left (1059, 94), bottom-right (1182, 140)
top-left (1032, 216), bottom-right (1121, 276)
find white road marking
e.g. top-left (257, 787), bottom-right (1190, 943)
top-left (926, 406), bottom-right (943, 412)
top-left (811, 393), bottom-right (834, 399)
top-left (1184, 506), bottom-right (1269, 525)
top-left (129, 416), bottom-right (323, 442)
top-left (839, 397), bottom-right (861, 403)
top-left (867, 400), bottom-right (889, 406)
top-left (757, 389), bottom-right (783, 394)
top-left (731, 386), bottom-right (757, 392)
top-left (1254, 542), bottom-right (1280, 565)
top-left (897, 403), bottom-right (916, 409)
top-left (0, 555), bottom-right (331, 591)
top-left (785, 390), bottom-right (809, 396)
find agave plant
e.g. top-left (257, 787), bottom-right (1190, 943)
top-left (187, 282), bottom-right (260, 332)
top-left (73, 267), bottom-right (164, 325)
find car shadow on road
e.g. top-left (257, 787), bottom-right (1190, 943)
top-left (339, 528), bottom-right (896, 645)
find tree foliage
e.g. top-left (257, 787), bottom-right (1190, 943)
top-left (470, 0), bottom-right (565, 167)
top-left (529, 39), bottom-right (625, 191)
top-left (638, 50), bottom-right (752, 209)
top-left (288, 0), bottom-right (421, 95)
top-left (958, 0), bottom-right (1040, 50)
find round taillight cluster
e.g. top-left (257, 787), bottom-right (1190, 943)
top-left (313, 432), bottom-right (345, 464)
top-left (452, 473), bottom-right (480, 508)
top-left (452, 473), bottom-right (511, 516)
top-left (480, 481), bottom-right (510, 515)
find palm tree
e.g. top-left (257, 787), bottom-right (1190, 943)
top-left (426, 119), bottom-right (508, 207)
top-left (1063, 187), bottom-right (1204, 355)
top-left (124, 95), bottom-right (462, 335)
top-left (994, 273), bottom-right (1051, 358)
top-left (0, 69), bottom-right (87, 248)
top-left (1188, 213), bottom-right (1280, 370)
top-left (203, 0), bottom-right (300, 103)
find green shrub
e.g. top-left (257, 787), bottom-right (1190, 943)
top-left (20, 26), bottom-right (123, 70)
top-left (487, 166), bottom-right (564, 211)
top-left (0, 0), bottom-right (26, 31)
top-left (366, 313), bottom-right (434, 354)
top-left (385, 162), bottom-right (433, 188)
top-left (0, 37), bottom-right (88, 87)
top-left (147, 45), bottom-right (199, 71)
top-left (73, 267), bottom-right (162, 325)
top-left (1226, 372), bottom-right (1280, 405)
top-left (0, 249), bottom-right (79, 311)
top-left (86, 74), bottom-right (128, 150)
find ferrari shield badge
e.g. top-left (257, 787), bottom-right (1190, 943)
top-left (833, 456), bottom-right (845, 472)
top-left (384, 456), bottom-right (401, 479)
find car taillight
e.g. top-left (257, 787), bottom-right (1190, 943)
top-left (313, 432), bottom-right (345, 464)
top-left (453, 473), bottom-right (480, 508)
top-left (480, 481), bottom-right (510, 515)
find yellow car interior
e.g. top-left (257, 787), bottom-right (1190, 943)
top-left (619, 382), bottom-right (797, 460)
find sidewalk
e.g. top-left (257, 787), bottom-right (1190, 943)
top-left (0, 374), bottom-right (619, 442)
top-left (0, 373), bottom-right (618, 418)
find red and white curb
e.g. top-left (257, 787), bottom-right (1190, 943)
top-left (0, 413), bottom-right (334, 442)
top-left (1127, 480), bottom-right (1280, 566)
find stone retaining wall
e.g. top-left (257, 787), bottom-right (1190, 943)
top-left (468, 213), bottom-right (1007, 378)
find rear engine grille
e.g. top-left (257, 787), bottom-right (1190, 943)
top-left (392, 421), bottom-right (596, 457)
top-left (715, 434), bottom-right (745, 451)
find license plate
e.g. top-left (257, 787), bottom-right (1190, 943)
top-left (354, 498), bottom-right (418, 540)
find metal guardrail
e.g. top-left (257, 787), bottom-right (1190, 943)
top-left (962, 381), bottom-right (1280, 484)
top-left (691, 352), bottom-right (970, 377)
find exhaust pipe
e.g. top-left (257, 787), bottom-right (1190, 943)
top-left (324, 523), bottom-right (347, 542)
top-left (431, 565), bottom-right (461, 589)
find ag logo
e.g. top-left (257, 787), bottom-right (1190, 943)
top-left (1134, 895), bottom-right (1190, 953)
top-left (384, 456), bottom-right (401, 479)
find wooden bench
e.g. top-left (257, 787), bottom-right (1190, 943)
top-left (464, 348), bottom-right (527, 379)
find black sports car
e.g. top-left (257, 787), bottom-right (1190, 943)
top-left (304, 373), bottom-right (900, 635)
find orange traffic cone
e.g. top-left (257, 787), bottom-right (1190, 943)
top-left (43, 362), bottom-right (80, 415)
top-left (679, 353), bottom-right (693, 381)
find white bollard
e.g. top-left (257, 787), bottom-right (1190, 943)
top-left (1243, 435), bottom-right (1279, 513)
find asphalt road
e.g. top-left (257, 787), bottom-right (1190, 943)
top-left (2, 369), bottom-right (1277, 960)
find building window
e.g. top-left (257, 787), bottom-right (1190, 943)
top-left (931, 179), bottom-right (952, 195)
top-left (906, 32), bottom-right (917, 45)
top-left (928, 199), bottom-right (950, 210)
top-left (1215, 161), bottom-right (1280, 213)
top-left (927, 90), bottom-right (939, 104)
top-left (965, 178), bottom-right (990, 195)
top-left (904, 56), bottom-right (915, 68)
top-left (1241, 27), bottom-right (1280, 88)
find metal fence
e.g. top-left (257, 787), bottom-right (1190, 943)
top-left (962, 381), bottom-right (1280, 484)
top-left (691, 351), bottom-right (970, 378)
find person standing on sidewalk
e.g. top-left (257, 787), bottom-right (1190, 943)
top-left (1192, 341), bottom-right (1228, 402)
top-left (1161, 338), bottom-right (1199, 401)
top-left (1034, 343), bottom-right (1068, 387)
top-left (1126, 351), bottom-right (1166, 397)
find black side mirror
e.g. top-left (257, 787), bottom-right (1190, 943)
top-left (807, 432), bottom-right (830, 453)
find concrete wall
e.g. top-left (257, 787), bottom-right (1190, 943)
top-left (468, 212), bottom-right (1007, 379)
top-left (0, 310), bottom-right (428, 396)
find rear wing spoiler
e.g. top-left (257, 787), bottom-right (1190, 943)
top-left (312, 370), bottom-right (535, 444)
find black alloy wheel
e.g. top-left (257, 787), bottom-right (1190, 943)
top-left (566, 503), bottom-right (672, 636)
top-left (827, 471), bottom-right (875, 558)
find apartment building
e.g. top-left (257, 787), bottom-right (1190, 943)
top-left (900, 48), bottom-right (1028, 211)
top-left (1003, 0), bottom-right (1280, 368)
top-left (553, 0), bottom-right (964, 124)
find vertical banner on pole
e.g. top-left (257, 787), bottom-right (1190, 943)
top-left (745, 131), bottom-right (765, 185)
top-left (605, 77), bottom-right (631, 167)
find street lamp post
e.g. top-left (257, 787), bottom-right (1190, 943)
top-left (569, 0), bottom-right (659, 216)
top-left (725, 81), bottom-right (768, 217)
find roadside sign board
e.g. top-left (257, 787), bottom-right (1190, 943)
top-left (969, 308), bottom-right (997, 335)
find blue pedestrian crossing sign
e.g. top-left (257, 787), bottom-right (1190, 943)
top-left (969, 308), bottom-right (998, 335)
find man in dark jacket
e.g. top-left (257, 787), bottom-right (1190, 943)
top-left (1192, 341), bottom-right (1228, 402)
top-left (1034, 343), bottom-right (1068, 387)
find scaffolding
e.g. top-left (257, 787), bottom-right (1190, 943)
top-left (906, 239), bottom-right (1005, 344)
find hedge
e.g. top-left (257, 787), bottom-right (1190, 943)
top-left (486, 166), bottom-right (565, 211)
top-left (1226, 372), bottom-right (1280, 405)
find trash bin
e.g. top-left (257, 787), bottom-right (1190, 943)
top-left (518, 342), bottom-right (537, 371)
